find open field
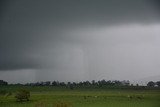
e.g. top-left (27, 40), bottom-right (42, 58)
top-left (0, 86), bottom-right (160, 107)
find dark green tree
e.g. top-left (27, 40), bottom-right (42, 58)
top-left (147, 81), bottom-right (155, 87)
top-left (0, 80), bottom-right (8, 85)
top-left (156, 81), bottom-right (160, 87)
top-left (15, 89), bottom-right (30, 102)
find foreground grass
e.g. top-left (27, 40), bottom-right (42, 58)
top-left (0, 86), bottom-right (160, 107)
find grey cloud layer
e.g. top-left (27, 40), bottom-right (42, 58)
top-left (0, 0), bottom-right (159, 71)
top-left (0, 0), bottom-right (160, 83)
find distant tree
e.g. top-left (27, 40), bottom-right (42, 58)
top-left (147, 81), bottom-right (155, 87)
top-left (100, 79), bottom-right (107, 86)
top-left (67, 82), bottom-right (71, 86)
top-left (40, 82), bottom-right (44, 86)
top-left (35, 82), bottom-right (41, 86)
top-left (113, 80), bottom-right (122, 86)
top-left (52, 81), bottom-right (58, 86)
top-left (78, 82), bottom-right (83, 86)
top-left (15, 89), bottom-right (30, 102)
top-left (83, 81), bottom-right (91, 86)
top-left (45, 81), bottom-right (51, 86)
top-left (91, 80), bottom-right (95, 85)
top-left (121, 80), bottom-right (130, 86)
top-left (0, 80), bottom-right (8, 85)
top-left (156, 81), bottom-right (160, 87)
top-left (59, 82), bottom-right (66, 86)
top-left (106, 80), bottom-right (112, 86)
top-left (72, 82), bottom-right (77, 86)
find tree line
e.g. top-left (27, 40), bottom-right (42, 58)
top-left (20, 80), bottom-right (130, 87)
top-left (1, 79), bottom-right (160, 88)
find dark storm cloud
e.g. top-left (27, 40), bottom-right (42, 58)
top-left (0, 0), bottom-right (160, 83)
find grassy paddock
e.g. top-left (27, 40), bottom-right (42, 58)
top-left (0, 86), bottom-right (160, 107)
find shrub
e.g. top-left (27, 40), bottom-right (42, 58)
top-left (15, 89), bottom-right (30, 102)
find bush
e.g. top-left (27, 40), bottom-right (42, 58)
top-left (15, 89), bottom-right (30, 102)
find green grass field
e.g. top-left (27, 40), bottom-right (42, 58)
top-left (0, 86), bottom-right (160, 107)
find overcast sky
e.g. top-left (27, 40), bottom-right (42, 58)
top-left (0, 0), bottom-right (160, 84)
